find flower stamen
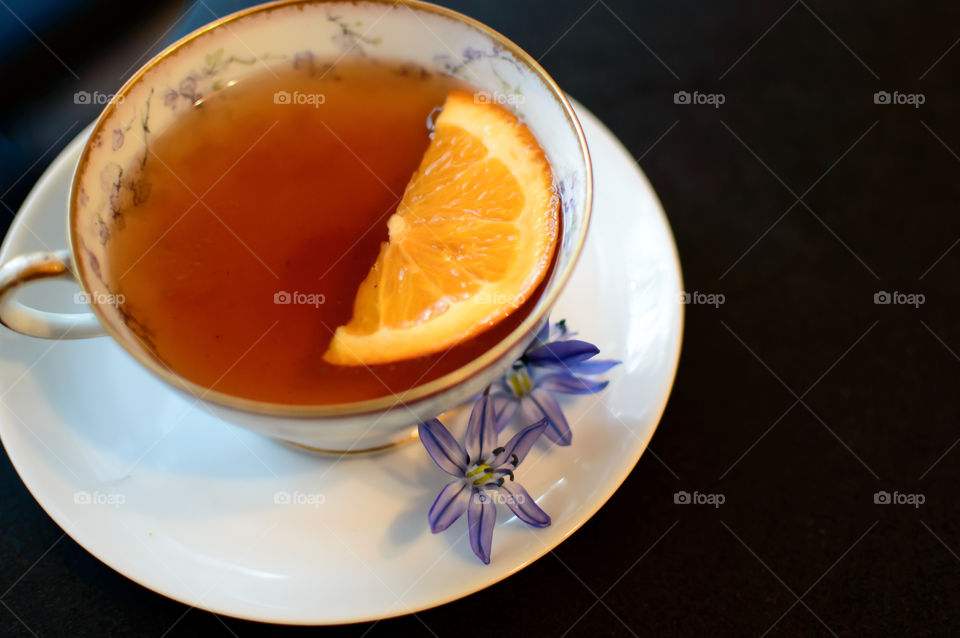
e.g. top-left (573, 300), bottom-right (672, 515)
top-left (467, 463), bottom-right (495, 485)
top-left (506, 365), bottom-right (534, 397)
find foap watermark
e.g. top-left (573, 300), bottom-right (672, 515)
top-left (474, 91), bottom-right (525, 107)
top-left (74, 291), bottom-right (125, 307)
top-left (274, 291), bottom-right (326, 307)
top-left (874, 490), bottom-right (924, 508)
top-left (74, 90), bottom-right (124, 106)
top-left (874, 90), bottom-right (925, 108)
top-left (475, 291), bottom-right (525, 306)
top-left (471, 490), bottom-right (525, 506)
top-left (874, 290), bottom-right (924, 308)
top-left (674, 490), bottom-right (725, 508)
top-left (273, 90), bottom-right (326, 108)
top-left (674, 90), bottom-right (725, 108)
top-left (679, 291), bottom-right (725, 308)
top-left (273, 490), bottom-right (325, 507)
top-left (74, 490), bottom-right (125, 508)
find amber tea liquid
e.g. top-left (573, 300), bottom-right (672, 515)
top-left (105, 60), bottom-right (553, 404)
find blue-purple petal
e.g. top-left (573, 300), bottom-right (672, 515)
top-left (532, 320), bottom-right (551, 348)
top-left (567, 358), bottom-right (621, 375)
top-left (428, 481), bottom-right (470, 532)
top-left (465, 394), bottom-right (499, 463)
top-left (538, 372), bottom-right (609, 395)
top-left (526, 339), bottom-right (599, 368)
top-left (418, 419), bottom-right (468, 476)
top-left (467, 490), bottom-right (497, 564)
top-left (491, 418), bottom-right (549, 468)
top-left (497, 481), bottom-right (551, 528)
top-left (548, 320), bottom-right (573, 341)
top-left (489, 393), bottom-right (519, 432)
top-left (522, 389), bottom-right (573, 445)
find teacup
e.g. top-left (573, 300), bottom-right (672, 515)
top-left (0, 0), bottom-right (592, 452)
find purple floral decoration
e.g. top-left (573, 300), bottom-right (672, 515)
top-left (462, 46), bottom-right (484, 62)
top-left (110, 129), bottom-right (124, 151)
top-left (293, 50), bottom-right (315, 72)
top-left (490, 319), bottom-right (620, 446)
top-left (420, 318), bottom-right (620, 564)
top-left (419, 396), bottom-right (550, 564)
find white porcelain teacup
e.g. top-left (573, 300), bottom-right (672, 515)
top-left (0, 0), bottom-right (592, 452)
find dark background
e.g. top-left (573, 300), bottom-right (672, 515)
top-left (3, 0), bottom-right (959, 635)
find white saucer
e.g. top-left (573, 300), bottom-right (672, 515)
top-left (0, 100), bottom-right (683, 625)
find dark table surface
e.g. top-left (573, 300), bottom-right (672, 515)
top-left (3, 1), bottom-right (960, 635)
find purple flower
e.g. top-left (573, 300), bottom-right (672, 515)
top-left (419, 394), bottom-right (551, 565)
top-left (491, 319), bottom-right (620, 446)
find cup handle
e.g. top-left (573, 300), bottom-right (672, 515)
top-left (0, 250), bottom-right (106, 339)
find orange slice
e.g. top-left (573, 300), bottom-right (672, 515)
top-left (322, 90), bottom-right (559, 366)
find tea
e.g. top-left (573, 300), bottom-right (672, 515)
top-left (105, 59), bottom-right (554, 405)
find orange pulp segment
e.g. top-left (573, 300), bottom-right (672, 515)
top-left (323, 90), bottom-right (559, 366)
